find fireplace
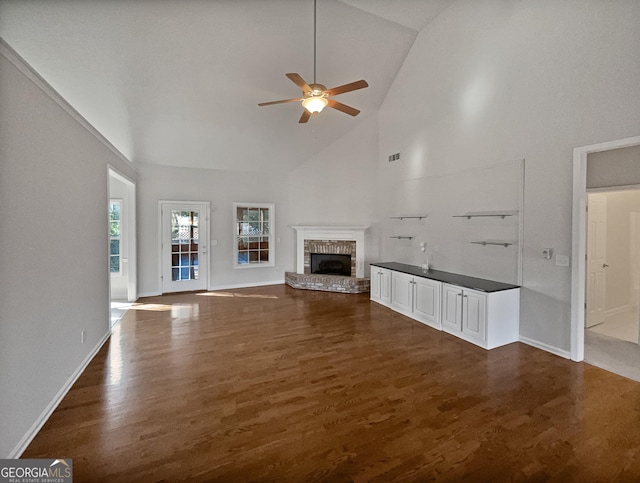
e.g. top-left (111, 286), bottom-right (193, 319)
top-left (286, 225), bottom-right (370, 293)
top-left (310, 253), bottom-right (352, 276)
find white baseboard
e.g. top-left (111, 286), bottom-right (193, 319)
top-left (138, 291), bottom-right (162, 298)
top-left (8, 331), bottom-right (111, 458)
top-left (208, 279), bottom-right (285, 291)
top-left (519, 336), bottom-right (571, 360)
top-left (604, 304), bottom-right (632, 318)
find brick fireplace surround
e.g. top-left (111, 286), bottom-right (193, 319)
top-left (285, 225), bottom-right (370, 294)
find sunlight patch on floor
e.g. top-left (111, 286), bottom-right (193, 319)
top-left (197, 292), bottom-right (278, 299)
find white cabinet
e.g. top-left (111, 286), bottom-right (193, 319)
top-left (391, 271), bottom-right (441, 329)
top-left (370, 266), bottom-right (391, 306)
top-left (441, 283), bottom-right (519, 349)
top-left (370, 263), bottom-right (519, 350)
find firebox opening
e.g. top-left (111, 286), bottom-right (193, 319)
top-left (310, 253), bottom-right (352, 276)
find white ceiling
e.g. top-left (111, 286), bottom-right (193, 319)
top-left (0, 0), bottom-right (453, 172)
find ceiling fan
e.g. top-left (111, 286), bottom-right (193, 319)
top-left (258, 0), bottom-right (369, 124)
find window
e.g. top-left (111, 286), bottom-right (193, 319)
top-left (170, 209), bottom-right (199, 281)
top-left (109, 200), bottom-right (121, 273)
top-left (234, 202), bottom-right (274, 268)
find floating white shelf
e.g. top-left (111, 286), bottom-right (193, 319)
top-left (454, 214), bottom-right (514, 220)
top-left (470, 241), bottom-right (515, 247)
top-left (390, 215), bottom-right (428, 220)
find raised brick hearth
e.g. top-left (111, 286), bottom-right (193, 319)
top-left (285, 272), bottom-right (370, 294)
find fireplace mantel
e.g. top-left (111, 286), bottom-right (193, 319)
top-left (291, 225), bottom-right (368, 278)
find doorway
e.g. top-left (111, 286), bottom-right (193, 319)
top-left (571, 136), bottom-right (640, 363)
top-left (108, 168), bottom-right (137, 327)
top-left (585, 189), bottom-right (640, 344)
top-left (160, 201), bottom-right (210, 293)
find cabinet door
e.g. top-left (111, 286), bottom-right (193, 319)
top-left (380, 269), bottom-right (391, 304)
top-left (370, 268), bottom-right (381, 300)
top-left (391, 272), bottom-right (413, 313)
top-left (414, 277), bottom-right (441, 327)
top-left (462, 290), bottom-right (487, 343)
top-left (441, 284), bottom-right (462, 332)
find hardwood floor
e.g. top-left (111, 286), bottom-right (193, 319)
top-left (23, 285), bottom-right (640, 481)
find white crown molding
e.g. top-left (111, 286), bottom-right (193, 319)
top-left (0, 37), bottom-right (135, 169)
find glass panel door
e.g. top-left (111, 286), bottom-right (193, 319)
top-left (162, 202), bottom-right (209, 293)
top-left (171, 210), bottom-right (199, 281)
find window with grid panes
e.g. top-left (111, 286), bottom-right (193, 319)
top-left (233, 203), bottom-right (274, 268)
top-left (109, 200), bottom-right (121, 273)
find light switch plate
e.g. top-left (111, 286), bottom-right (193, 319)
top-left (556, 255), bottom-right (570, 267)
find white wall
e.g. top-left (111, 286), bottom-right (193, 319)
top-left (0, 47), bottom-right (137, 457)
top-left (375, 0), bottom-right (640, 352)
top-left (376, 160), bottom-right (522, 284)
top-left (587, 145), bottom-right (640, 189)
top-left (137, 163), bottom-right (292, 294)
top-left (288, 114), bottom-right (380, 272)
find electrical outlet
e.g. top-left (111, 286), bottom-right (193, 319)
top-left (81, 329), bottom-right (86, 344)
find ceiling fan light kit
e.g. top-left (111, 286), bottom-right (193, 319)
top-left (301, 93), bottom-right (328, 113)
top-left (258, 0), bottom-right (368, 123)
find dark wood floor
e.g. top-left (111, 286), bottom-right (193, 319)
top-left (23, 285), bottom-right (640, 481)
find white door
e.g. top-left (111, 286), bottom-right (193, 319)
top-left (391, 272), bottom-right (413, 313)
top-left (462, 290), bottom-right (487, 344)
top-left (370, 268), bottom-right (381, 300)
top-left (414, 277), bottom-right (441, 327)
top-left (586, 193), bottom-right (607, 328)
top-left (161, 202), bottom-right (209, 293)
top-left (441, 284), bottom-right (462, 332)
top-left (380, 269), bottom-right (391, 304)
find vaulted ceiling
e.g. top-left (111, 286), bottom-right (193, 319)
top-left (0, 0), bottom-right (453, 172)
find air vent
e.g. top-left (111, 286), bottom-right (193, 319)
top-left (388, 153), bottom-right (400, 162)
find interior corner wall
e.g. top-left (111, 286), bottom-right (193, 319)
top-left (0, 52), bottom-right (137, 457)
top-left (136, 163), bottom-right (292, 295)
top-left (377, 0), bottom-right (640, 352)
top-left (287, 114), bottom-right (381, 271)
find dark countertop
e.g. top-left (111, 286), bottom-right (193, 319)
top-left (370, 262), bottom-right (520, 293)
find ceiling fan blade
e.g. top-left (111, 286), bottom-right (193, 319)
top-left (258, 97), bottom-right (302, 107)
top-left (328, 99), bottom-right (360, 116)
top-left (299, 110), bottom-right (311, 123)
top-left (286, 73), bottom-right (311, 92)
top-left (325, 80), bottom-right (368, 97)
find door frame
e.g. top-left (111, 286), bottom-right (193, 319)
top-left (108, 167), bottom-right (137, 303)
top-left (571, 135), bottom-right (640, 361)
top-left (158, 200), bottom-right (210, 293)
